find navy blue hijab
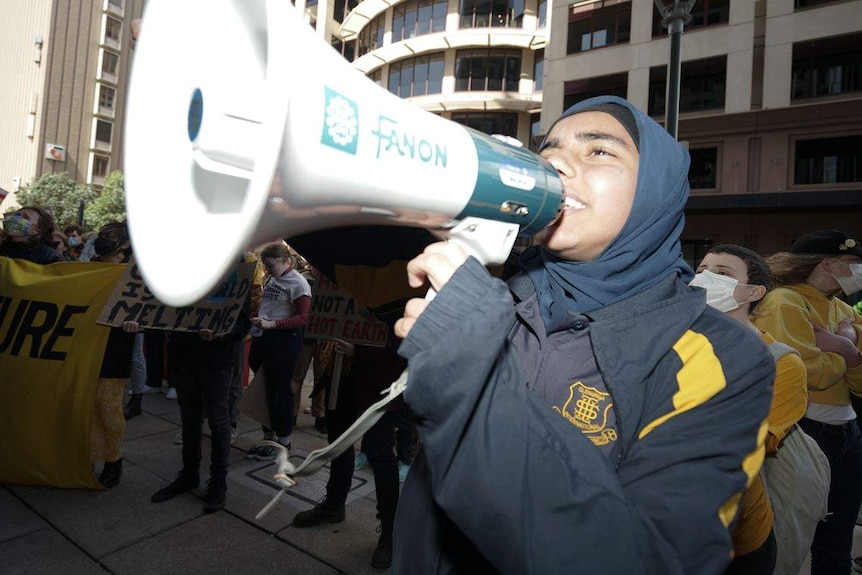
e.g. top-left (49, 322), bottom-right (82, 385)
top-left (522, 95), bottom-right (693, 327)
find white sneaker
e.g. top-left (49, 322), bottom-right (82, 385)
top-left (303, 407), bottom-right (312, 414)
top-left (142, 386), bottom-right (162, 395)
top-left (230, 430), bottom-right (238, 445)
top-left (165, 388), bottom-right (177, 400)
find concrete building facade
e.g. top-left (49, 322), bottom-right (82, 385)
top-left (302, 0), bottom-right (550, 150)
top-left (0, 0), bottom-right (144, 213)
top-left (542, 0), bottom-right (862, 258)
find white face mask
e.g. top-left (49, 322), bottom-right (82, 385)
top-left (689, 270), bottom-right (742, 313)
top-left (833, 262), bottom-right (862, 296)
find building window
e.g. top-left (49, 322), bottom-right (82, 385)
top-left (357, 14), bottom-right (385, 57)
top-left (105, 16), bottom-right (122, 43)
top-left (648, 56), bottom-right (726, 116)
top-left (795, 0), bottom-right (840, 8)
top-left (107, 0), bottom-right (123, 8)
top-left (332, 0), bottom-right (360, 24)
top-left (689, 146), bottom-right (719, 189)
top-left (101, 50), bottom-right (119, 78)
top-left (368, 69), bottom-right (382, 86)
top-left (98, 84), bottom-right (116, 111)
top-left (652, 0), bottom-right (728, 36)
top-left (459, 0), bottom-right (526, 29)
top-left (681, 239), bottom-right (714, 269)
top-left (455, 49), bottom-right (521, 92)
top-left (388, 53), bottom-right (445, 97)
top-left (92, 155), bottom-right (110, 179)
top-left (792, 33), bottom-right (862, 101)
top-left (563, 72), bottom-right (627, 109)
top-left (393, 0), bottom-right (448, 42)
top-left (332, 38), bottom-right (355, 62)
top-left (537, 0), bottom-right (547, 27)
top-left (568, 0), bottom-right (631, 54)
top-left (530, 115), bottom-right (543, 151)
top-left (534, 49), bottom-right (544, 92)
top-left (794, 135), bottom-right (862, 185)
top-left (95, 119), bottom-right (113, 145)
top-left (451, 112), bottom-right (519, 138)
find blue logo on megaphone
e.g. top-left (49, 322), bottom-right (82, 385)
top-left (322, 87), bottom-right (359, 155)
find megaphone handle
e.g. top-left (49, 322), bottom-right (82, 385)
top-left (425, 217), bottom-right (521, 301)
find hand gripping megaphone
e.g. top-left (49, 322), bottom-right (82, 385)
top-left (124, 0), bottom-right (563, 306)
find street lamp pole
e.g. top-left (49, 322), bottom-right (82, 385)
top-left (654, 0), bottom-right (695, 140)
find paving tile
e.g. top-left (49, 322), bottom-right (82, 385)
top-left (17, 461), bottom-right (203, 558)
top-left (122, 411), bottom-right (176, 441)
top-left (0, 488), bottom-right (48, 543)
top-left (0, 527), bottom-right (109, 575)
top-left (138, 394), bottom-right (181, 417)
top-left (102, 511), bottom-right (338, 575)
top-left (277, 496), bottom-right (386, 575)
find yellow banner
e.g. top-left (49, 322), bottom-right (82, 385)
top-left (0, 258), bottom-right (126, 488)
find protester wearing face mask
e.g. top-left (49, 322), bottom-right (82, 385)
top-left (0, 206), bottom-right (62, 264)
top-left (90, 221), bottom-right (140, 488)
top-left (753, 230), bottom-right (862, 575)
top-left (693, 245), bottom-right (809, 575)
top-left (64, 225), bottom-right (83, 260)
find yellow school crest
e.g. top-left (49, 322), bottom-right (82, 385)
top-left (553, 381), bottom-right (618, 446)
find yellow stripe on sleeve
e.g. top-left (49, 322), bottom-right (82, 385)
top-left (638, 330), bottom-right (727, 439)
top-left (719, 421), bottom-right (768, 527)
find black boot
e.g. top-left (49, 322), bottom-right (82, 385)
top-left (124, 394), bottom-right (142, 420)
top-left (371, 531), bottom-right (393, 569)
top-left (99, 458), bottom-right (123, 488)
top-left (151, 469), bottom-right (200, 503)
top-left (203, 476), bottom-right (226, 513)
top-left (292, 500), bottom-right (346, 527)
top-left (314, 417), bottom-right (328, 434)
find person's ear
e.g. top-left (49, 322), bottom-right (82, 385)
top-left (746, 285), bottom-right (767, 304)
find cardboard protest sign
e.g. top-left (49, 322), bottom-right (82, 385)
top-left (305, 272), bottom-right (388, 346)
top-left (97, 258), bottom-right (256, 334)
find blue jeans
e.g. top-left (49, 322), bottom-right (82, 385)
top-left (798, 417), bottom-right (862, 575)
top-left (127, 332), bottom-right (147, 395)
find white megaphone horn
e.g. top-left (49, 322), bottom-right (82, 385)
top-left (124, 0), bottom-right (563, 306)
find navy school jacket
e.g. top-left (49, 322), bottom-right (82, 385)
top-left (393, 258), bottom-right (775, 575)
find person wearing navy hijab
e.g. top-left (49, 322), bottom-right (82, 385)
top-left (391, 96), bottom-right (776, 575)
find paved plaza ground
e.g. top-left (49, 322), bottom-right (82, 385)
top-left (1, 374), bottom-right (390, 575)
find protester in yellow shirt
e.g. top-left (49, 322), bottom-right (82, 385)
top-left (692, 244), bottom-right (808, 574)
top-left (753, 230), bottom-right (862, 575)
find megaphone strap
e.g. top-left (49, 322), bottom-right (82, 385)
top-left (255, 368), bottom-right (410, 519)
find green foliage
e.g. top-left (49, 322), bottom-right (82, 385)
top-left (16, 172), bottom-right (98, 229)
top-left (84, 171), bottom-right (127, 230)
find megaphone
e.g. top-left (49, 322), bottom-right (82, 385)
top-left (125, 0), bottom-right (563, 306)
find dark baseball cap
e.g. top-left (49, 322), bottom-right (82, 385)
top-left (790, 230), bottom-right (862, 257)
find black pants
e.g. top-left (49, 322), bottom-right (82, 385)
top-left (228, 341), bottom-right (245, 427)
top-left (170, 339), bottom-right (238, 479)
top-left (324, 375), bottom-right (400, 539)
top-left (249, 329), bottom-right (302, 438)
top-left (723, 528), bottom-right (776, 575)
top-left (799, 417), bottom-right (862, 575)
top-left (144, 330), bottom-right (165, 388)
